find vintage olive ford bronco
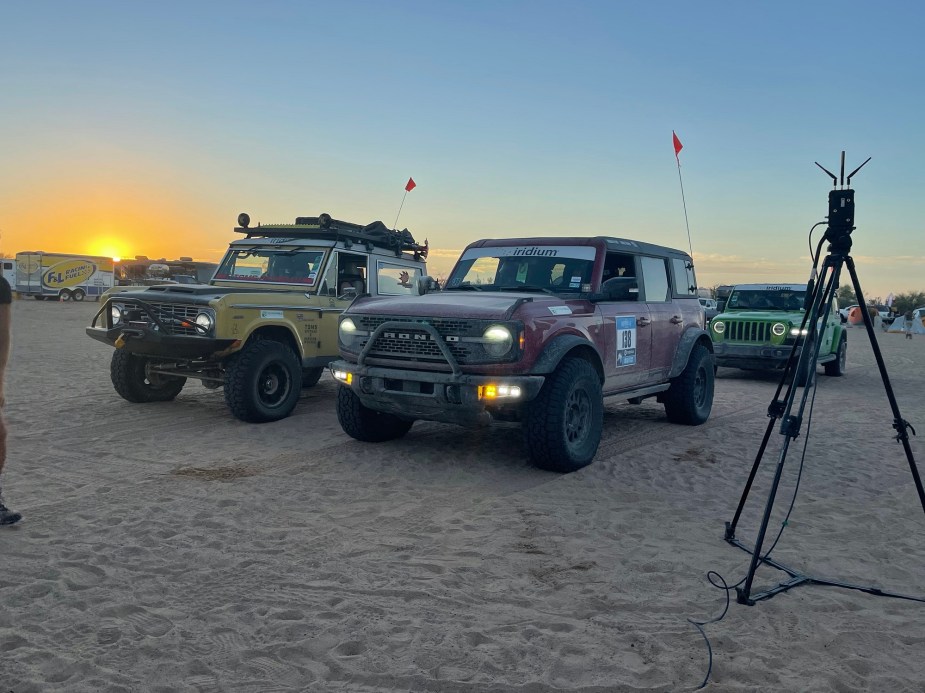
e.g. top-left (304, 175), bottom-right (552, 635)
top-left (330, 236), bottom-right (715, 472)
top-left (710, 283), bottom-right (846, 384)
top-left (87, 214), bottom-right (428, 422)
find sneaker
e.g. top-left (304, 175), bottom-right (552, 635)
top-left (0, 498), bottom-right (22, 526)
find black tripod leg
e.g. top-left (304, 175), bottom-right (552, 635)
top-left (846, 257), bottom-right (925, 515)
top-left (726, 418), bottom-right (778, 542)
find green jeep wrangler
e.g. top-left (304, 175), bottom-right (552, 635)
top-left (87, 213), bottom-right (429, 422)
top-left (710, 283), bottom-right (846, 385)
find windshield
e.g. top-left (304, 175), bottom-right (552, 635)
top-left (445, 245), bottom-right (596, 293)
top-left (213, 247), bottom-right (326, 286)
top-left (727, 288), bottom-right (806, 311)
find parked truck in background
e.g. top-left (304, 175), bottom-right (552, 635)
top-left (15, 252), bottom-right (115, 301)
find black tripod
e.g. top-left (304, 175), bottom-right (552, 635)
top-left (723, 153), bottom-right (925, 605)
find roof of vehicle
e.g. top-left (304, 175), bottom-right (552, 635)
top-left (731, 283), bottom-right (807, 291)
top-left (465, 236), bottom-right (692, 259)
top-left (231, 213), bottom-right (428, 260)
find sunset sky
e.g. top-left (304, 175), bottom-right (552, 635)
top-left (2, 1), bottom-right (923, 298)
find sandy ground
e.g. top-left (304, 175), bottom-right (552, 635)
top-left (1, 299), bottom-right (923, 692)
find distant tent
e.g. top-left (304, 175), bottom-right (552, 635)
top-left (886, 307), bottom-right (925, 334)
top-left (848, 305), bottom-right (881, 328)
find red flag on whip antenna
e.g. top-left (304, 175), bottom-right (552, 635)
top-left (673, 131), bottom-right (683, 160)
top-left (405, 177), bottom-right (416, 192)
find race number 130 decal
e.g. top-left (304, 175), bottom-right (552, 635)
top-left (616, 316), bottom-right (637, 367)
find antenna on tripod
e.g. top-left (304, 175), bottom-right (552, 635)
top-left (847, 157), bottom-right (871, 186)
top-left (814, 161), bottom-right (837, 186)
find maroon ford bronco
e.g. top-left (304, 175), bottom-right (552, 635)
top-left (330, 236), bottom-right (714, 472)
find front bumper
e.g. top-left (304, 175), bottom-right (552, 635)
top-left (713, 342), bottom-right (798, 370)
top-left (86, 324), bottom-right (236, 358)
top-left (330, 359), bottom-right (545, 426)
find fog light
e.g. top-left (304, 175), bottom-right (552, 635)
top-left (333, 370), bottom-right (353, 384)
top-left (478, 384), bottom-right (522, 399)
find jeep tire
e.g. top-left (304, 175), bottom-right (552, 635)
top-left (301, 367), bottom-right (324, 388)
top-left (111, 351), bottom-right (186, 403)
top-left (336, 386), bottom-right (414, 442)
top-left (524, 358), bottom-right (603, 473)
top-left (663, 344), bottom-right (714, 425)
top-left (824, 335), bottom-right (847, 377)
top-left (224, 339), bottom-right (302, 423)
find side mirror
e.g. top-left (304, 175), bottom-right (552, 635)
top-left (589, 276), bottom-right (639, 302)
top-left (415, 275), bottom-right (439, 296)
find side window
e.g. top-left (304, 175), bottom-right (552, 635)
top-left (671, 257), bottom-right (697, 296)
top-left (335, 252), bottom-right (367, 296)
top-left (602, 252), bottom-right (636, 282)
top-left (640, 256), bottom-right (670, 302)
top-left (378, 262), bottom-right (420, 296)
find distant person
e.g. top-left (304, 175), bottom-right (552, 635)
top-left (0, 275), bottom-right (22, 525)
top-left (905, 309), bottom-right (914, 340)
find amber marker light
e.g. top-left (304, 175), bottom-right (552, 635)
top-left (332, 370), bottom-right (353, 385)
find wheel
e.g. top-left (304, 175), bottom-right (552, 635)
top-left (301, 367), bottom-right (324, 388)
top-left (59, 289), bottom-right (72, 302)
top-left (72, 288), bottom-right (86, 302)
top-left (824, 335), bottom-right (847, 377)
top-left (224, 340), bottom-right (302, 422)
top-left (110, 351), bottom-right (186, 403)
top-left (663, 344), bottom-right (714, 425)
top-left (336, 386), bottom-right (414, 442)
top-left (524, 358), bottom-right (603, 473)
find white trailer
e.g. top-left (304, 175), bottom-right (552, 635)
top-left (15, 252), bottom-right (116, 301)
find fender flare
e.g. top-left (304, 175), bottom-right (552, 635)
top-left (530, 334), bottom-right (604, 381)
top-left (668, 328), bottom-right (714, 379)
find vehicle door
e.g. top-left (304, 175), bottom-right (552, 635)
top-left (639, 254), bottom-right (678, 382)
top-left (598, 252), bottom-right (652, 392)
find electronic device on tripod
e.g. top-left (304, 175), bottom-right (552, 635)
top-left (723, 152), bottom-right (925, 605)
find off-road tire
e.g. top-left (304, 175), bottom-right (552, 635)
top-left (336, 386), bottom-right (414, 442)
top-left (524, 358), bottom-right (603, 473)
top-left (301, 367), bottom-right (324, 388)
top-left (110, 350), bottom-right (186, 403)
top-left (663, 344), bottom-right (714, 425)
top-left (224, 339), bottom-right (302, 423)
top-left (823, 335), bottom-right (847, 377)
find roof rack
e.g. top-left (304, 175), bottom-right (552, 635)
top-left (234, 212), bottom-right (428, 258)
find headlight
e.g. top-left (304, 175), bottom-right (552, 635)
top-left (339, 318), bottom-right (358, 343)
top-left (772, 322), bottom-right (786, 336)
top-left (111, 304), bottom-right (124, 324)
top-left (790, 327), bottom-right (808, 337)
top-left (711, 321), bottom-right (725, 334)
top-left (195, 312), bottom-right (214, 332)
top-left (483, 325), bottom-right (513, 357)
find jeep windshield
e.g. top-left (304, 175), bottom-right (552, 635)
top-left (213, 247), bottom-right (325, 286)
top-left (727, 288), bottom-right (806, 311)
top-left (444, 245), bottom-right (596, 293)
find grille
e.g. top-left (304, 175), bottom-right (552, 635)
top-left (725, 320), bottom-right (772, 343)
top-left (353, 315), bottom-right (491, 364)
top-left (125, 300), bottom-right (202, 336)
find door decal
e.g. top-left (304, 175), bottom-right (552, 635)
top-left (616, 316), bottom-right (637, 367)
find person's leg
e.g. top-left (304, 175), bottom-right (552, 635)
top-left (0, 414), bottom-right (22, 525)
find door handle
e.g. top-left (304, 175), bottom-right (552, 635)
top-left (670, 316), bottom-right (684, 324)
top-left (637, 317), bottom-right (651, 327)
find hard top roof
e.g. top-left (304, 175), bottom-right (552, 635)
top-left (732, 283), bottom-right (808, 291)
top-left (466, 236), bottom-right (692, 259)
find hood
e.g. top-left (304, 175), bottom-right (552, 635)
top-left (348, 291), bottom-right (565, 320)
top-left (718, 310), bottom-right (805, 321)
top-left (111, 284), bottom-right (291, 302)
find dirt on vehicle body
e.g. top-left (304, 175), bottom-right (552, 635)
top-left (331, 236), bottom-right (714, 472)
top-left (86, 214), bottom-right (429, 422)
